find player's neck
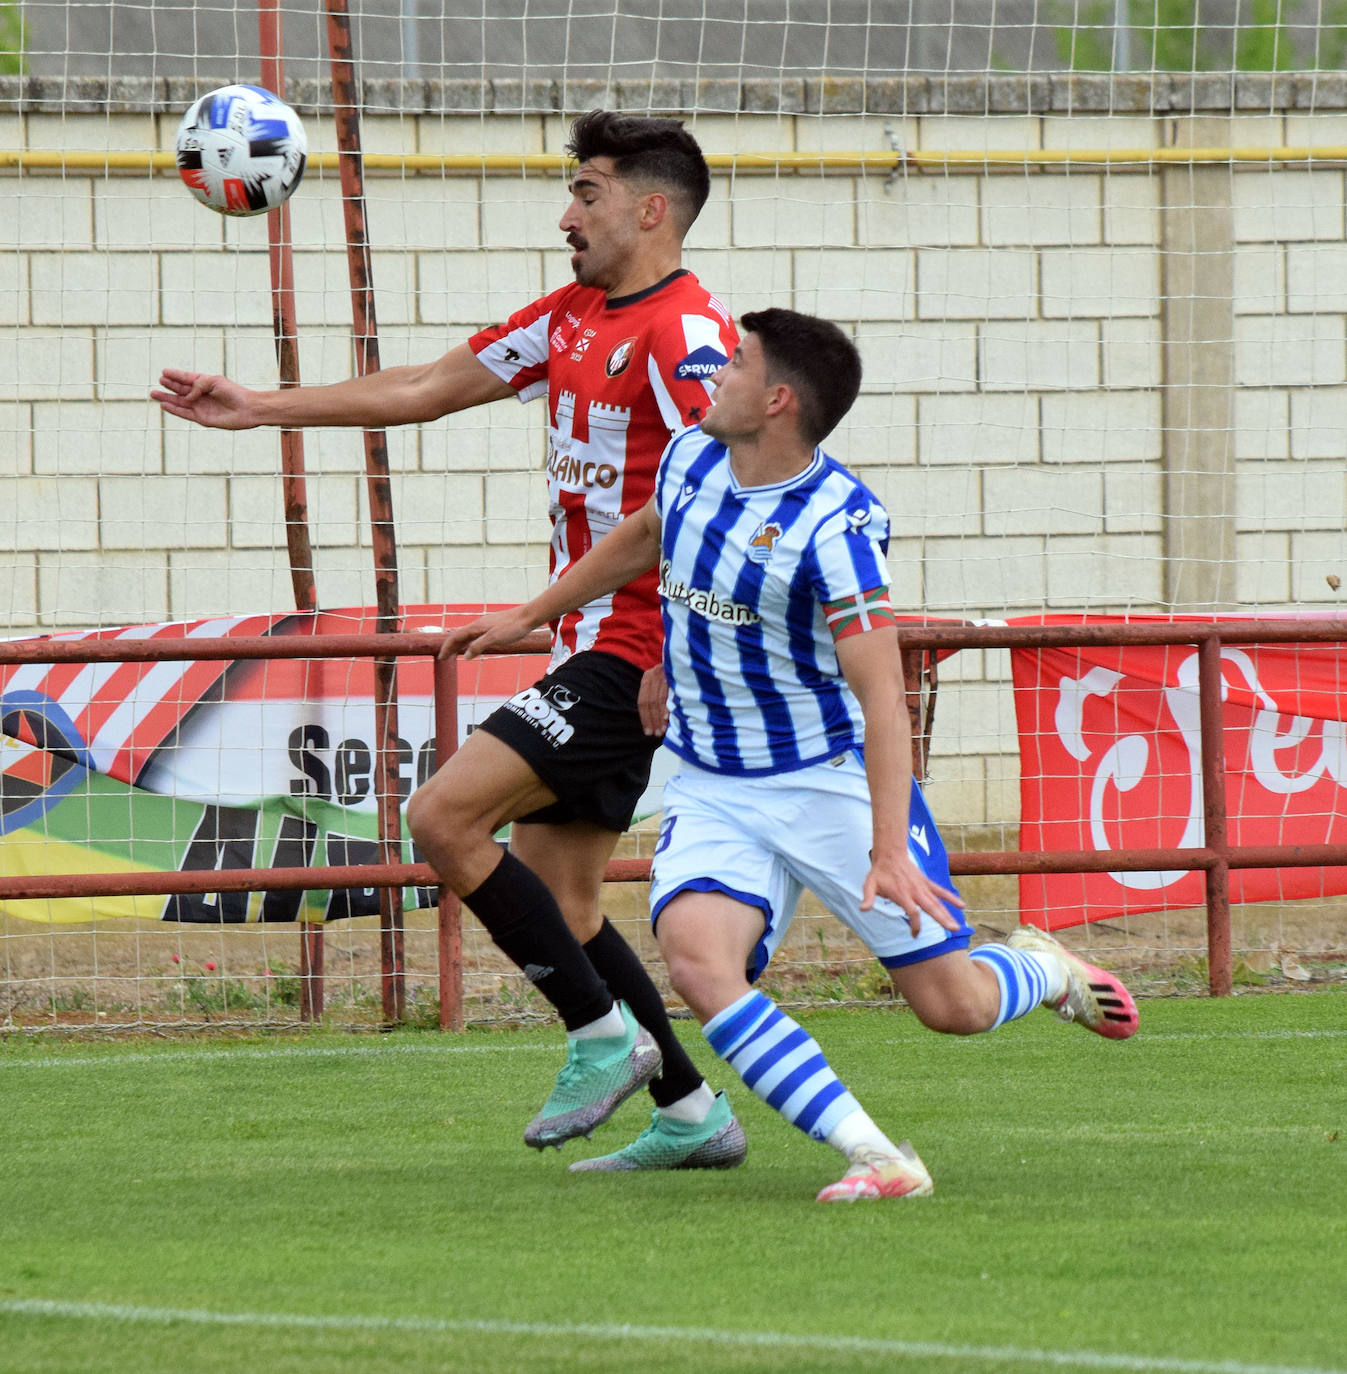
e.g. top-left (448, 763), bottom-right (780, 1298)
top-left (603, 244), bottom-right (683, 300)
top-left (726, 436), bottom-right (815, 489)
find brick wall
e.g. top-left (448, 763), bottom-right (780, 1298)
top-left (2, 75), bottom-right (1344, 826)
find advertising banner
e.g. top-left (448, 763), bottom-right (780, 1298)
top-left (1013, 616), bottom-right (1347, 928)
top-left (0, 607), bottom-right (549, 923)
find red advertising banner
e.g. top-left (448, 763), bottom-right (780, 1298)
top-left (1013, 616), bottom-right (1347, 929)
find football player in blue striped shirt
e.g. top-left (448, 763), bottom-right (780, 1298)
top-left (445, 308), bottom-right (1138, 1201)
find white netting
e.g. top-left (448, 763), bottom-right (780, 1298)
top-left (2, 2), bottom-right (1346, 1027)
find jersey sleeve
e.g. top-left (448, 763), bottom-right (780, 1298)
top-left (645, 300), bottom-right (737, 434)
top-left (469, 286), bottom-right (572, 404)
top-left (811, 495), bottom-right (893, 604)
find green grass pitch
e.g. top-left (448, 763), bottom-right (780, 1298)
top-left (1, 990), bottom-right (1344, 1374)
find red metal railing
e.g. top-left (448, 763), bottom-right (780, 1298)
top-left (3, 617), bottom-right (1346, 1020)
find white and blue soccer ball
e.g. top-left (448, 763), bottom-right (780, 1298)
top-left (175, 84), bottom-right (307, 217)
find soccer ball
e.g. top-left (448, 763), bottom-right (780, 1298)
top-left (174, 84), bottom-right (307, 217)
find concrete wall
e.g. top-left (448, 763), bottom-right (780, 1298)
top-left (2, 75), bottom-right (1345, 825)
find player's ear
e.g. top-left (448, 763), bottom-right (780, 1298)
top-left (763, 381), bottom-right (795, 421)
top-left (638, 191), bottom-right (669, 230)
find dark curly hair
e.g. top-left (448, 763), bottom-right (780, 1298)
top-left (741, 309), bottom-right (863, 446)
top-left (566, 110), bottom-right (711, 234)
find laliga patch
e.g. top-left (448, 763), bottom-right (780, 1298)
top-left (674, 345), bottom-right (728, 380)
top-left (605, 337), bottom-right (636, 377)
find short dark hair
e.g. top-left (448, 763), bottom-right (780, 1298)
top-left (740, 308), bottom-right (862, 446)
top-left (565, 109), bottom-right (711, 234)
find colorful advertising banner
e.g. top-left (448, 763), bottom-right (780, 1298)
top-left (1013, 616), bottom-right (1347, 929)
top-left (8, 608), bottom-right (1340, 930)
top-left (0, 607), bottom-right (552, 924)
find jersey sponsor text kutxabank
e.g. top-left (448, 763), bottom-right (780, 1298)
top-left (471, 271), bottom-right (735, 671)
top-left (655, 428), bottom-right (893, 776)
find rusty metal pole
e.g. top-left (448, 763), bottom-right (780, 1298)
top-left (899, 645), bottom-right (939, 783)
top-left (258, 0), bottom-right (325, 1022)
top-left (1198, 632), bottom-right (1233, 996)
top-left (433, 653), bottom-right (463, 1030)
top-left (324, 0), bottom-right (405, 1022)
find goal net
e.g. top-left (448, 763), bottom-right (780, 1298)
top-left (2, 1), bottom-right (1346, 1027)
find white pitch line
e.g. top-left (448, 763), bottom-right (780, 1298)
top-left (0, 1040), bottom-right (560, 1071)
top-left (0, 1298), bottom-right (1341, 1374)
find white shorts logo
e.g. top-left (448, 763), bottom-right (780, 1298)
top-left (503, 683), bottom-right (578, 746)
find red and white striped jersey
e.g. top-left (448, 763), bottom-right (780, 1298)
top-left (470, 270), bottom-right (736, 670)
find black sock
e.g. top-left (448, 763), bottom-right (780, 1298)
top-left (461, 851), bottom-right (613, 1031)
top-left (583, 918), bottom-right (703, 1107)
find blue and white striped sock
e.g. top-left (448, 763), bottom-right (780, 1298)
top-left (970, 944), bottom-right (1061, 1029)
top-left (704, 990), bottom-right (860, 1143)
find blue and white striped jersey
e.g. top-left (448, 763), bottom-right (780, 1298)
top-left (655, 426), bottom-right (893, 776)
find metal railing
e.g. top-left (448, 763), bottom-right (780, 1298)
top-left (3, 616), bottom-right (1346, 1022)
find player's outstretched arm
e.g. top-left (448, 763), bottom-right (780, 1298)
top-left (152, 343), bottom-right (513, 431)
top-left (837, 624), bottom-right (965, 934)
top-left (442, 497), bottom-right (663, 661)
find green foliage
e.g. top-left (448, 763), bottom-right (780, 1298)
top-left (1051, 0), bottom-right (1347, 71)
top-left (0, 1), bottom-right (25, 76)
top-left (0, 992), bottom-right (1344, 1372)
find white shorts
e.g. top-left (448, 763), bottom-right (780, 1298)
top-left (649, 751), bottom-right (974, 982)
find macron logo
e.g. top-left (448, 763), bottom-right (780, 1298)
top-left (674, 345), bottom-right (727, 380)
top-left (677, 482), bottom-right (698, 510)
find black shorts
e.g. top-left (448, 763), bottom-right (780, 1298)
top-left (475, 650), bottom-right (660, 834)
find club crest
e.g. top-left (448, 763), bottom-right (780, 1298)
top-left (746, 521), bottom-right (784, 564)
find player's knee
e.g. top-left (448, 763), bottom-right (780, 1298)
top-left (916, 1004), bottom-right (991, 1036)
top-left (406, 781), bottom-right (458, 855)
top-left (663, 947), bottom-right (713, 1015)
top-left (663, 948), bottom-right (698, 1003)
top-left (895, 980), bottom-right (995, 1036)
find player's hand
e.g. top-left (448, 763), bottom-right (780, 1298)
top-left (862, 851), bottom-right (965, 938)
top-left (438, 607), bottom-right (536, 661)
top-left (152, 369), bottom-right (260, 430)
top-left (638, 664), bottom-right (669, 737)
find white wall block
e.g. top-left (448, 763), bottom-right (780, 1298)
top-left (1236, 315), bottom-right (1347, 388)
top-left (40, 552), bottom-right (169, 626)
top-left (1041, 390), bottom-right (1163, 464)
top-left (417, 250), bottom-right (544, 327)
top-left (1285, 243), bottom-right (1347, 314)
top-left (1040, 246), bottom-right (1159, 319)
top-left (32, 252), bottom-right (156, 327)
top-left (981, 320), bottom-right (1100, 391)
top-left (917, 248), bottom-right (1036, 320)
top-left (1043, 534), bottom-right (1164, 607)
top-left (1232, 169), bottom-right (1345, 243)
top-left (1236, 460), bottom-right (1346, 531)
top-left (984, 466), bottom-right (1104, 536)
top-left (2, 328), bottom-right (95, 400)
top-left (982, 175), bottom-right (1103, 247)
top-left (856, 320), bottom-right (978, 393)
top-left (860, 175), bottom-right (981, 249)
top-left (795, 247), bottom-right (915, 321)
top-left (33, 400), bottom-right (162, 475)
top-left (731, 179), bottom-right (857, 249)
top-left (919, 392), bottom-right (1040, 466)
